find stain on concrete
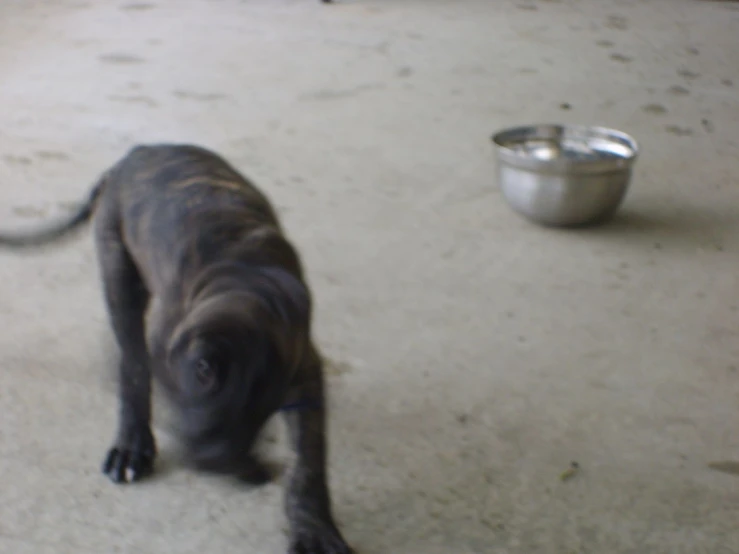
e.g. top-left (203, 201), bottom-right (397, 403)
top-left (36, 151), bottom-right (70, 161)
top-left (610, 53), bottom-right (632, 63)
top-left (596, 39), bottom-right (614, 48)
top-left (397, 66), bottom-right (414, 78)
top-left (109, 94), bottom-right (158, 107)
top-left (72, 39), bottom-right (99, 48)
top-left (665, 124), bottom-right (693, 137)
top-left (605, 15), bottom-right (629, 30)
top-left (300, 83), bottom-right (384, 101)
top-left (406, 32), bottom-right (424, 40)
top-left (99, 53), bottom-right (145, 64)
top-left (642, 103), bottom-right (667, 115)
top-left (57, 201), bottom-right (83, 212)
top-left (722, 78), bottom-right (734, 87)
top-left (686, 46), bottom-right (700, 56)
top-left (12, 205), bottom-right (47, 218)
top-left (708, 461), bottom-right (739, 477)
top-left (441, 247), bottom-right (455, 260)
top-left (559, 102), bottom-right (572, 111)
top-left (172, 90), bottom-right (229, 102)
top-left (607, 265), bottom-right (630, 283)
top-left (120, 2), bottom-right (155, 10)
top-left (517, 3), bottom-right (538, 10)
top-left (517, 67), bottom-right (538, 75)
top-left (677, 68), bottom-right (700, 80)
top-left (667, 85), bottom-right (690, 96)
top-left (452, 65), bottom-right (486, 76)
top-left (701, 118), bottom-right (715, 133)
top-left (2, 155), bottom-right (33, 166)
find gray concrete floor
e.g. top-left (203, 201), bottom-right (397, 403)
top-left (0, 0), bottom-right (738, 552)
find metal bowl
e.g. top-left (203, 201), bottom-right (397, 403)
top-left (491, 124), bottom-right (639, 227)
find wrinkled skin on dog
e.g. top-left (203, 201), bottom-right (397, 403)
top-left (0, 144), bottom-right (353, 554)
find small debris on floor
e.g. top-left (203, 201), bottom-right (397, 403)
top-left (560, 461), bottom-right (580, 482)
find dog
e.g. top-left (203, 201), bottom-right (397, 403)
top-left (0, 144), bottom-right (353, 554)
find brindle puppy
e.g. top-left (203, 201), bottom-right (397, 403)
top-left (0, 144), bottom-right (353, 554)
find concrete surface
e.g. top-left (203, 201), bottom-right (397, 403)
top-left (0, 0), bottom-right (738, 552)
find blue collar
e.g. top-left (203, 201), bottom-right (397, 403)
top-left (280, 399), bottom-right (322, 412)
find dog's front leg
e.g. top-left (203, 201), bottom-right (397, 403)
top-left (103, 350), bottom-right (155, 484)
top-left (281, 358), bottom-right (353, 554)
top-left (96, 229), bottom-right (156, 484)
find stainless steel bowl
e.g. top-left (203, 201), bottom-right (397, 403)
top-left (491, 124), bottom-right (639, 227)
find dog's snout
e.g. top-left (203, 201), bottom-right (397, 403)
top-left (182, 416), bottom-right (262, 476)
top-left (190, 438), bottom-right (239, 473)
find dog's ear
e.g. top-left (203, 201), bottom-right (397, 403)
top-left (251, 266), bottom-right (312, 330)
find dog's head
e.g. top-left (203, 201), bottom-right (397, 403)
top-left (166, 264), bottom-right (311, 475)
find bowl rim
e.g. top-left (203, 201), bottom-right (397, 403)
top-left (491, 123), bottom-right (640, 175)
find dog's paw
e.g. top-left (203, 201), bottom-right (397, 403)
top-left (288, 524), bottom-right (354, 554)
top-left (102, 427), bottom-right (156, 484)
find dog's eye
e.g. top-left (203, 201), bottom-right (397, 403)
top-left (195, 359), bottom-right (216, 389)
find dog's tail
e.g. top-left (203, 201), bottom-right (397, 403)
top-left (0, 177), bottom-right (105, 249)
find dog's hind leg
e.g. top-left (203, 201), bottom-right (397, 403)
top-left (94, 216), bottom-right (156, 484)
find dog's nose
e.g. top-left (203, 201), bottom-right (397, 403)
top-left (187, 432), bottom-right (263, 476)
